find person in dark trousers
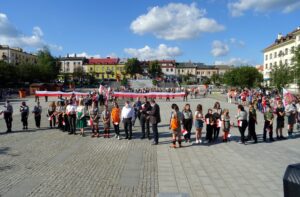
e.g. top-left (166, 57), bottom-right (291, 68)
top-left (247, 104), bottom-right (257, 143)
top-left (1, 100), bottom-right (13, 132)
top-left (63, 100), bottom-right (70, 132)
top-left (56, 101), bottom-right (64, 131)
top-left (205, 109), bottom-right (214, 143)
top-left (212, 102), bottom-right (222, 142)
top-left (148, 99), bottom-right (161, 145)
top-left (236, 105), bottom-right (248, 144)
top-left (182, 103), bottom-right (193, 142)
top-left (140, 100), bottom-right (151, 139)
top-left (20, 101), bottom-right (29, 130)
top-left (263, 106), bottom-right (274, 142)
top-left (121, 101), bottom-right (135, 140)
top-left (66, 100), bottom-right (77, 135)
top-left (276, 100), bottom-right (286, 140)
top-left (32, 101), bottom-right (42, 128)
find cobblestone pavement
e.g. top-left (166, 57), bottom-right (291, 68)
top-left (1, 96), bottom-right (300, 197)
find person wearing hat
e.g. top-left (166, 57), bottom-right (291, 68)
top-left (20, 101), bottom-right (29, 130)
top-left (1, 100), bottom-right (13, 132)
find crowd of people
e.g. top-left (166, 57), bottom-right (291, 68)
top-left (1, 87), bottom-right (300, 148)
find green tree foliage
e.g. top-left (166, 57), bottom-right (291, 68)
top-left (270, 62), bottom-right (292, 89)
top-left (223, 66), bottom-right (263, 88)
top-left (124, 58), bottom-right (142, 78)
top-left (148, 60), bottom-right (162, 78)
top-left (36, 47), bottom-right (59, 82)
top-left (292, 45), bottom-right (300, 88)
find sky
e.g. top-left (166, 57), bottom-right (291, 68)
top-left (0, 0), bottom-right (300, 66)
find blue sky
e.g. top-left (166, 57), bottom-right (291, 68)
top-left (1, 0), bottom-right (299, 65)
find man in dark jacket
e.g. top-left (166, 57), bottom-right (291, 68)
top-left (148, 99), bottom-right (161, 145)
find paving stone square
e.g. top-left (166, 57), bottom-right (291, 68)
top-left (1, 96), bottom-right (300, 197)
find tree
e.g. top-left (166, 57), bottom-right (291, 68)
top-left (270, 62), bottom-right (292, 89)
top-left (148, 60), bottom-right (162, 78)
top-left (36, 47), bottom-right (59, 82)
top-left (124, 58), bottom-right (142, 78)
top-left (223, 66), bottom-right (263, 88)
top-left (0, 61), bottom-right (16, 87)
top-left (292, 45), bottom-right (300, 88)
top-left (73, 66), bottom-right (85, 84)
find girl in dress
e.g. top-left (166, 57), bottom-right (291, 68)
top-left (221, 109), bottom-right (230, 142)
top-left (76, 99), bottom-right (86, 136)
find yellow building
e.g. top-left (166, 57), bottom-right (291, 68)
top-left (85, 57), bottom-right (128, 80)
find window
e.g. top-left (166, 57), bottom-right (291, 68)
top-left (274, 52), bottom-right (277, 58)
top-left (265, 54), bottom-right (268, 60)
top-left (285, 59), bottom-right (288, 65)
top-left (171, 68), bottom-right (173, 72)
top-left (270, 53), bottom-right (272, 59)
top-left (274, 62), bottom-right (277, 66)
top-left (90, 67), bottom-right (93, 71)
top-left (166, 68), bottom-right (169, 72)
top-left (291, 46), bottom-right (295, 54)
top-left (265, 64), bottom-right (268, 69)
top-left (285, 48), bottom-right (288, 55)
top-left (178, 70), bottom-right (180, 74)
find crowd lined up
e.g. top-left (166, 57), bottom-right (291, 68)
top-left (1, 89), bottom-right (300, 147)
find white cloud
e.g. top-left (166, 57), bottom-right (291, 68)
top-left (124, 44), bottom-right (182, 60)
top-left (211, 40), bottom-right (229, 57)
top-left (228, 0), bottom-right (300, 17)
top-left (68, 52), bottom-right (101, 58)
top-left (130, 3), bottom-right (224, 40)
top-left (214, 58), bottom-right (252, 66)
top-left (0, 12), bottom-right (62, 51)
top-left (229, 38), bottom-right (245, 47)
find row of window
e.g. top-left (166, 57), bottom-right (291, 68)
top-left (177, 70), bottom-right (217, 75)
top-left (265, 59), bottom-right (293, 69)
top-left (89, 67), bottom-right (124, 72)
top-left (265, 46), bottom-right (295, 60)
top-left (63, 61), bottom-right (82, 66)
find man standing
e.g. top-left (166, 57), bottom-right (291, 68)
top-left (121, 101), bottom-right (135, 140)
top-left (140, 100), bottom-right (151, 139)
top-left (32, 101), bottom-right (42, 128)
top-left (148, 99), bottom-right (161, 145)
top-left (2, 100), bottom-right (13, 132)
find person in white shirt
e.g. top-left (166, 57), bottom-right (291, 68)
top-left (66, 100), bottom-right (77, 135)
top-left (121, 101), bottom-right (135, 140)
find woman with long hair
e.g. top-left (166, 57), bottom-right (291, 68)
top-left (194, 104), bottom-right (204, 144)
top-left (236, 105), bottom-right (248, 144)
top-left (182, 103), bottom-right (193, 143)
top-left (212, 102), bottom-right (222, 142)
top-left (76, 99), bottom-right (86, 136)
top-left (111, 102), bottom-right (121, 140)
top-left (169, 104), bottom-right (182, 148)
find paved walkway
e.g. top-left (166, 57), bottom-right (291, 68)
top-left (0, 96), bottom-right (300, 197)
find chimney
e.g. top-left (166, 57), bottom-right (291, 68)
top-left (297, 26), bottom-right (300, 30)
top-left (277, 33), bottom-right (283, 40)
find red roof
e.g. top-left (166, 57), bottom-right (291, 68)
top-left (88, 58), bottom-right (119, 65)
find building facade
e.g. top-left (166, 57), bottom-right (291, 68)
top-left (59, 55), bottom-right (87, 73)
top-left (85, 57), bottom-right (127, 80)
top-left (0, 45), bottom-right (37, 65)
top-left (159, 60), bottom-right (176, 76)
top-left (263, 27), bottom-right (300, 86)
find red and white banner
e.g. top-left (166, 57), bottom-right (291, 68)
top-left (35, 91), bottom-right (89, 97)
top-left (112, 92), bottom-right (186, 98)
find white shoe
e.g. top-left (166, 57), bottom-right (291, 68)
top-left (115, 134), bottom-right (118, 138)
top-left (118, 136), bottom-right (121, 140)
top-left (195, 140), bottom-right (199, 144)
top-left (199, 140), bottom-right (202, 143)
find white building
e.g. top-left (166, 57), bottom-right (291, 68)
top-left (263, 27), bottom-right (300, 87)
top-left (159, 60), bottom-right (176, 76)
top-left (58, 54), bottom-right (87, 73)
